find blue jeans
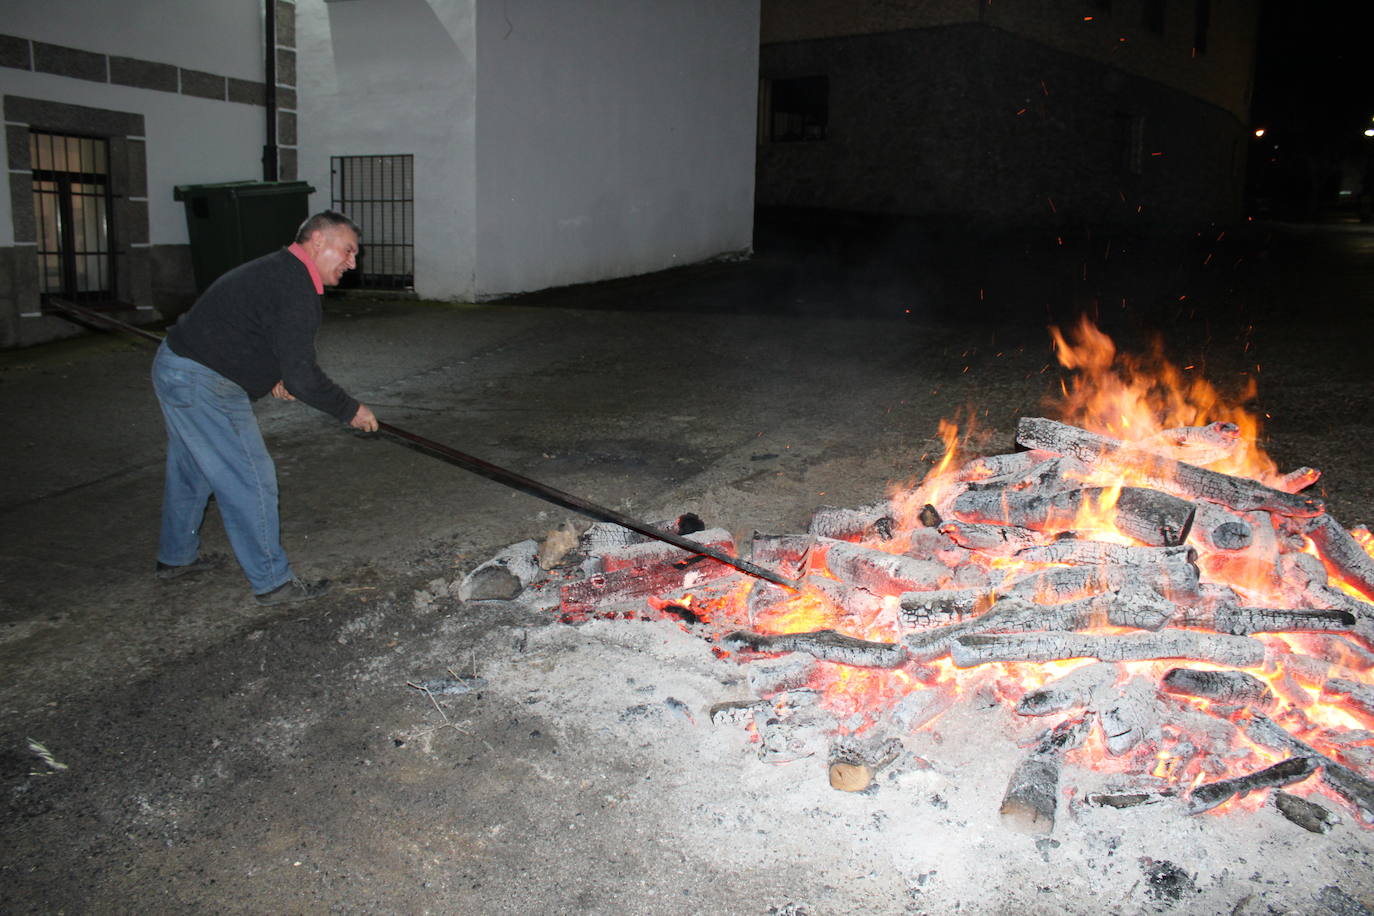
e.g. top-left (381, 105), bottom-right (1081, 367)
top-left (152, 341), bottom-right (293, 594)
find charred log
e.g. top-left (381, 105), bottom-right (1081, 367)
top-left (1276, 467), bottom-right (1322, 494)
top-left (1000, 717), bottom-right (1090, 834)
top-left (1244, 713), bottom-right (1374, 823)
top-left (1323, 677), bottom-right (1374, 723)
top-left (749, 532), bottom-right (815, 580)
top-left (953, 450), bottom-right (1054, 483)
top-left (1273, 790), bottom-right (1340, 833)
top-left (822, 540), bottom-right (950, 594)
top-left (953, 485), bottom-right (1196, 547)
top-left (1141, 421), bottom-right (1242, 466)
top-left (1016, 662), bottom-right (1119, 716)
top-left (1173, 605), bottom-right (1357, 636)
top-left (898, 589), bottom-right (993, 628)
top-left (808, 504), bottom-right (896, 542)
top-left (1161, 668), bottom-right (1274, 708)
top-left (1187, 756), bottom-right (1319, 814)
top-left (1015, 417), bottom-right (1324, 517)
top-left (1097, 678), bottom-right (1157, 756)
top-left (1189, 501), bottom-right (1254, 551)
top-left (939, 521), bottom-right (1047, 556)
top-left (964, 455), bottom-right (1089, 494)
top-left (951, 629), bottom-right (1266, 668)
top-left (1015, 542), bottom-right (1195, 568)
top-left (724, 629), bottom-right (908, 669)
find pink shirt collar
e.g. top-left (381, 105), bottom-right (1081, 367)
top-left (287, 242), bottom-right (324, 294)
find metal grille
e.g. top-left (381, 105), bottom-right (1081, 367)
top-left (30, 132), bottom-right (116, 303)
top-left (331, 154), bottom-right (414, 290)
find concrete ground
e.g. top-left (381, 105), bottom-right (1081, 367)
top-left (2, 212), bottom-right (1374, 914)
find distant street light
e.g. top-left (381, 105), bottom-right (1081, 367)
top-left (1253, 128), bottom-right (1266, 138)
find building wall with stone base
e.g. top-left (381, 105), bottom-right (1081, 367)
top-left (757, 24), bottom-right (1250, 232)
top-left (0, 1), bottom-right (297, 347)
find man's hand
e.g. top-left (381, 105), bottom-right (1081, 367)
top-left (271, 381), bottom-right (295, 401)
top-left (350, 403), bottom-right (379, 433)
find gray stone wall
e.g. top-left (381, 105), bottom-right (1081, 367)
top-left (757, 24), bottom-right (1248, 231)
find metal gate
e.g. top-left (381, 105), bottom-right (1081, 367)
top-left (330, 154), bottom-right (414, 290)
top-left (31, 131), bottom-right (116, 303)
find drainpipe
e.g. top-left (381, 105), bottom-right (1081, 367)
top-left (263, 0), bottom-right (279, 181)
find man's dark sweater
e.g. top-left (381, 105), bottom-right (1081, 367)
top-left (167, 248), bottom-right (359, 423)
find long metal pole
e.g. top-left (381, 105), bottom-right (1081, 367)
top-left (376, 421), bottom-right (800, 590)
top-left (45, 297), bottom-right (801, 590)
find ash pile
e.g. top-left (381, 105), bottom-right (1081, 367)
top-left (453, 415), bottom-right (1374, 835)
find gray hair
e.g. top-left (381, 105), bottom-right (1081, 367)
top-left (294, 210), bottom-right (361, 244)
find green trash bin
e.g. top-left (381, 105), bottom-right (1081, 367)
top-left (173, 180), bottom-right (316, 293)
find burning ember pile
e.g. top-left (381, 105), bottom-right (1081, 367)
top-left (456, 318), bottom-right (1374, 834)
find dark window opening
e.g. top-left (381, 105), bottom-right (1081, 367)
top-left (769, 75), bottom-right (828, 142)
top-left (1193, 0), bottom-right (1210, 54)
top-left (1143, 0), bottom-right (1166, 33)
top-left (31, 131), bottom-right (116, 305)
top-left (330, 154), bottom-right (414, 290)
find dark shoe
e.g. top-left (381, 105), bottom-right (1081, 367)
top-left (255, 577), bottom-right (332, 606)
top-left (155, 553), bottom-right (226, 581)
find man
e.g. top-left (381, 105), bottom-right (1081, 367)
top-left (151, 210), bottom-right (378, 605)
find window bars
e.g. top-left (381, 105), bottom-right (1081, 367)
top-left (331, 154), bottom-right (415, 290)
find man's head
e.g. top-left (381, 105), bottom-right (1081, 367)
top-left (294, 211), bottom-right (361, 287)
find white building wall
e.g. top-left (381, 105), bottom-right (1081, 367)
top-left (4, 0), bottom-right (263, 83)
top-left (0, 71), bottom-right (265, 246)
top-left (295, 0), bottom-right (478, 301)
top-left (473, 0), bottom-right (760, 297)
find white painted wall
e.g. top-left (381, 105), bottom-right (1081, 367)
top-left (295, 0), bottom-right (478, 301)
top-left (473, 0), bottom-right (760, 297)
top-left (5, 0), bottom-right (263, 81)
top-left (0, 70), bottom-right (264, 248)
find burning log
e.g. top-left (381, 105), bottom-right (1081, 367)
top-left (1015, 417), bottom-right (1324, 518)
top-left (1244, 713), bottom-right (1374, 822)
top-left (599, 527), bottom-right (735, 573)
top-left (808, 503), bottom-right (896, 542)
top-left (1141, 421), bottom-right (1242, 466)
top-left (951, 629), bottom-right (1266, 668)
top-left (1000, 717), bottom-right (1090, 834)
top-left (821, 540), bottom-right (950, 594)
top-left (1186, 756), bottom-right (1319, 814)
top-left (1275, 467), bottom-right (1322, 494)
top-left (939, 520), bottom-right (1046, 556)
top-left (1322, 677), bottom-right (1374, 723)
top-left (1015, 662), bottom-right (1119, 716)
top-left (1303, 513), bottom-right (1374, 603)
top-left (1172, 604), bottom-right (1356, 636)
top-left (1273, 790), bottom-right (1340, 833)
top-left (559, 554), bottom-right (734, 620)
top-left (724, 629), bottom-right (908, 669)
top-left (904, 588), bottom-right (1175, 661)
top-left (953, 450), bottom-right (1054, 482)
top-left (1188, 501), bottom-right (1254, 551)
top-left (798, 575), bottom-right (887, 619)
top-left (1000, 555), bottom-right (1199, 604)
top-left (963, 455), bottom-right (1089, 494)
top-left (1014, 542), bottom-right (1195, 569)
top-left (952, 485), bottom-right (1196, 547)
top-left (1161, 668), bottom-right (1274, 708)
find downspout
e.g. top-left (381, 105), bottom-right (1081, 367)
top-left (263, 0), bottom-right (279, 181)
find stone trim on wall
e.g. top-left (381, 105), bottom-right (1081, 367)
top-left (1, 95), bottom-right (154, 346)
top-left (274, 1), bottom-right (299, 181)
top-left (0, 33), bottom-right (270, 108)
